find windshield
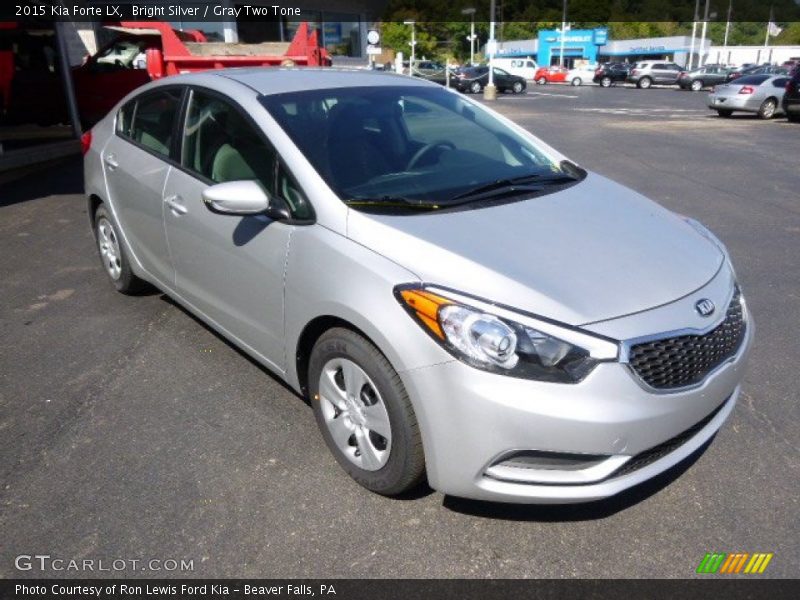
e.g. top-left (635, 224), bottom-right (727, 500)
top-left (260, 86), bottom-right (571, 210)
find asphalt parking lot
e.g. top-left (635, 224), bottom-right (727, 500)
top-left (1, 85), bottom-right (798, 579)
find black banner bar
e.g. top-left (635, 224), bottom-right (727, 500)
top-left (2, 1), bottom-right (800, 23)
top-left (3, 579), bottom-right (800, 600)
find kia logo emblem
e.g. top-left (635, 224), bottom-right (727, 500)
top-left (695, 298), bottom-right (716, 317)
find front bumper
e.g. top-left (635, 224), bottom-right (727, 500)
top-left (401, 306), bottom-right (752, 504)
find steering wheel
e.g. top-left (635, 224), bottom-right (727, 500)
top-left (406, 141), bottom-right (456, 170)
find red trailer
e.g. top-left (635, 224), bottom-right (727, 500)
top-left (1, 21), bottom-right (330, 127)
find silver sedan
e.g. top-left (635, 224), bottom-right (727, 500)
top-left (84, 69), bottom-right (751, 503)
top-left (708, 74), bottom-right (791, 119)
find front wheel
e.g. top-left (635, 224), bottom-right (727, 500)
top-left (637, 77), bottom-right (652, 89)
top-left (536, 76), bottom-right (547, 85)
top-left (717, 109), bottom-right (733, 118)
top-left (571, 77), bottom-right (582, 86)
top-left (757, 98), bottom-right (777, 119)
top-left (512, 81), bottom-right (524, 94)
top-left (93, 205), bottom-right (148, 294)
top-left (600, 76), bottom-right (612, 88)
top-left (309, 328), bottom-right (426, 496)
top-left (469, 81), bottom-right (482, 94)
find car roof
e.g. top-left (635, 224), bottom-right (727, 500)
top-left (174, 67), bottom-right (436, 96)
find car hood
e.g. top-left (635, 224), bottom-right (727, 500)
top-left (346, 172), bottom-right (724, 327)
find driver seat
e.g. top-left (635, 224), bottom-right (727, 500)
top-left (326, 103), bottom-right (394, 191)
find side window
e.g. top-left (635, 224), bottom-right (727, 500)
top-left (181, 90), bottom-right (275, 190)
top-left (652, 63), bottom-right (665, 70)
top-left (526, 61), bottom-right (535, 68)
top-left (277, 164), bottom-right (313, 221)
top-left (773, 78), bottom-right (788, 87)
top-left (128, 89), bottom-right (182, 157)
top-left (117, 99), bottom-right (135, 138)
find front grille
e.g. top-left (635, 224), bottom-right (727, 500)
top-left (628, 288), bottom-right (745, 390)
top-left (607, 399), bottom-right (727, 479)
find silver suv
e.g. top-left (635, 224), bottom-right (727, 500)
top-left (627, 61), bottom-right (683, 88)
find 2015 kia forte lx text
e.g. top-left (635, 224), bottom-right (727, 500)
top-left (83, 69), bottom-right (752, 504)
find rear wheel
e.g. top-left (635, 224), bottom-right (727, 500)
top-left (93, 205), bottom-right (148, 294)
top-left (600, 76), bottom-right (612, 87)
top-left (690, 79), bottom-right (704, 92)
top-left (637, 77), bottom-right (652, 89)
top-left (469, 80), bottom-right (482, 94)
top-left (571, 77), bottom-right (582, 86)
top-left (717, 109), bottom-right (733, 118)
top-left (309, 328), bottom-right (425, 496)
top-left (757, 98), bottom-right (777, 119)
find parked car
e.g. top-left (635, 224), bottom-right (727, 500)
top-left (565, 64), bottom-right (598, 86)
top-left (708, 74), bottom-right (790, 119)
top-left (533, 65), bottom-right (568, 84)
top-left (85, 69), bottom-right (751, 504)
top-left (493, 57), bottom-right (539, 80)
top-left (726, 64), bottom-right (789, 83)
top-left (593, 62), bottom-right (633, 87)
top-left (627, 61), bottom-right (683, 88)
top-left (678, 65), bottom-right (732, 91)
top-left (781, 68), bottom-right (800, 122)
top-left (454, 65), bottom-right (526, 94)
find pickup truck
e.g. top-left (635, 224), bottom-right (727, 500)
top-left (1, 21), bottom-right (330, 127)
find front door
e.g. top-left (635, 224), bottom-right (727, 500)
top-left (162, 88), bottom-right (294, 371)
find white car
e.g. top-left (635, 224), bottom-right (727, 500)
top-left (566, 65), bottom-right (598, 86)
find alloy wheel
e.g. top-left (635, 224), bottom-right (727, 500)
top-left (96, 218), bottom-right (122, 281)
top-left (318, 358), bottom-right (392, 471)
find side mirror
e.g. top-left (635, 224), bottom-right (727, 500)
top-left (202, 180), bottom-right (290, 221)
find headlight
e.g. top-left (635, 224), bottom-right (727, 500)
top-left (396, 287), bottom-right (608, 383)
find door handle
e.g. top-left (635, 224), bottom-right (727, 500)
top-left (104, 154), bottom-right (119, 170)
top-left (164, 194), bottom-right (188, 216)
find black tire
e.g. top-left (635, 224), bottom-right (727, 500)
top-left (571, 77), bottom-right (582, 86)
top-left (93, 204), bottom-right (148, 295)
top-left (469, 81), bottom-right (482, 94)
top-left (757, 98), bottom-right (777, 120)
top-left (512, 81), bottom-right (524, 94)
top-left (637, 76), bottom-right (652, 89)
top-left (536, 76), bottom-right (547, 85)
top-left (717, 109), bottom-right (733, 118)
top-left (600, 76), bottom-right (612, 88)
top-left (309, 328), bottom-right (425, 496)
top-left (787, 112), bottom-right (800, 123)
top-left (691, 79), bottom-right (704, 92)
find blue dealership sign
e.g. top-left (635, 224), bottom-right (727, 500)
top-left (594, 28), bottom-right (608, 46)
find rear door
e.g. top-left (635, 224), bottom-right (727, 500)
top-left (102, 87), bottom-right (183, 286)
top-left (162, 87), bottom-right (305, 370)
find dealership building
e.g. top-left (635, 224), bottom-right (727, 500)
top-left (496, 28), bottom-right (800, 68)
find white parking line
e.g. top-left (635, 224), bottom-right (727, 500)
top-left (526, 91), bottom-right (579, 99)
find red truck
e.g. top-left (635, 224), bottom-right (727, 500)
top-left (1, 21), bottom-right (330, 127)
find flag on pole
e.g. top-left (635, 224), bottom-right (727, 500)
top-left (767, 22), bottom-right (783, 37)
top-left (767, 5), bottom-right (783, 38)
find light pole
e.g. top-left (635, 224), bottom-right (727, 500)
top-left (698, 0), bottom-right (711, 68)
top-left (404, 20), bottom-right (416, 75)
top-left (462, 7), bottom-right (476, 66)
top-left (559, 0), bottom-right (568, 68)
top-left (484, 0), bottom-right (497, 99)
top-left (689, 0), bottom-right (700, 69)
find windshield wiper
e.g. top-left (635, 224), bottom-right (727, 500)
top-left (448, 173), bottom-right (578, 205)
top-left (343, 196), bottom-right (443, 211)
